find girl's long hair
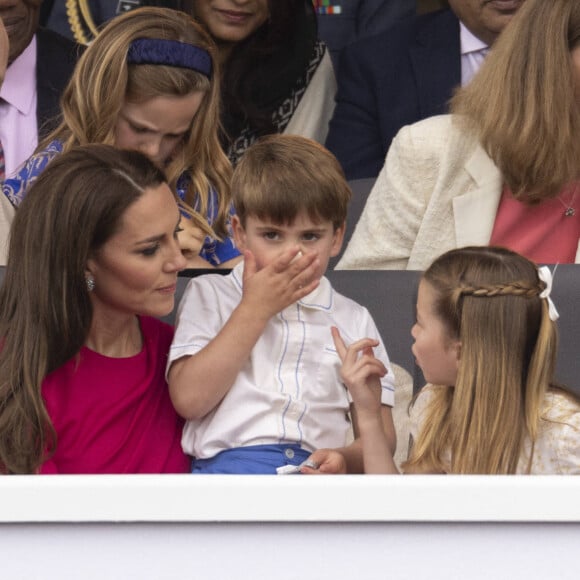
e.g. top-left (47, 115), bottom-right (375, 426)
top-left (403, 247), bottom-right (559, 474)
top-left (45, 6), bottom-right (232, 237)
top-left (451, 0), bottom-right (580, 201)
top-left (0, 145), bottom-right (167, 474)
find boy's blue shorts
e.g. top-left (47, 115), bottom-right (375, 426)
top-left (191, 444), bottom-right (311, 474)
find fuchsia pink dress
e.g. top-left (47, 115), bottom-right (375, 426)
top-left (40, 316), bottom-right (189, 474)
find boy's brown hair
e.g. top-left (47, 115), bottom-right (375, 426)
top-left (232, 134), bottom-right (352, 230)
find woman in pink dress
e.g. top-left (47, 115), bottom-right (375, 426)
top-left (0, 144), bottom-right (190, 474)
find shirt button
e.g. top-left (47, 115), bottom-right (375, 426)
top-left (285, 448), bottom-right (295, 459)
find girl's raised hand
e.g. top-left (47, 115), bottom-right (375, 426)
top-left (331, 326), bottom-right (387, 414)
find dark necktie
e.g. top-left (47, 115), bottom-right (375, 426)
top-left (0, 138), bottom-right (4, 181)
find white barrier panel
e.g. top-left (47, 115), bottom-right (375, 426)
top-left (1, 475), bottom-right (579, 579)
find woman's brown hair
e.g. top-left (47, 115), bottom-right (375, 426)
top-left (451, 0), bottom-right (580, 201)
top-left (0, 144), bottom-right (167, 474)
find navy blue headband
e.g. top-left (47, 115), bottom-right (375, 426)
top-left (127, 38), bottom-right (212, 78)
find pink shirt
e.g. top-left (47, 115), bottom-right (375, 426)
top-left (490, 184), bottom-right (580, 263)
top-left (0, 36), bottom-right (38, 177)
top-left (40, 316), bottom-right (189, 474)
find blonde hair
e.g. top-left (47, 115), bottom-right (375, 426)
top-left (47, 6), bottom-right (232, 237)
top-left (403, 247), bottom-right (560, 474)
top-left (231, 134), bottom-right (351, 229)
top-left (451, 0), bottom-right (580, 201)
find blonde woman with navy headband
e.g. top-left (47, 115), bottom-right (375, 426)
top-left (1, 7), bottom-right (238, 269)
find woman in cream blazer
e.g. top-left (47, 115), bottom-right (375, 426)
top-left (336, 114), bottom-right (512, 270)
top-left (337, 0), bottom-right (580, 270)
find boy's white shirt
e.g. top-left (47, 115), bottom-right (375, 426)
top-left (168, 262), bottom-right (395, 459)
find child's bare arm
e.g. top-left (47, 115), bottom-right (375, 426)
top-left (301, 406), bottom-right (396, 474)
top-left (168, 248), bottom-right (321, 420)
top-left (349, 404), bottom-right (398, 474)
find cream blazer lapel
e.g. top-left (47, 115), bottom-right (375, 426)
top-left (453, 143), bottom-right (502, 248)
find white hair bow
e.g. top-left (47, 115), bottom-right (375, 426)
top-left (537, 266), bottom-right (559, 322)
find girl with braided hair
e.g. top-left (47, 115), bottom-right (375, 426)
top-left (332, 246), bottom-right (580, 474)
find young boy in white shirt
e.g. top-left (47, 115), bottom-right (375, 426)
top-left (168, 134), bottom-right (396, 474)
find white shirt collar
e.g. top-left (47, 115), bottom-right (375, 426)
top-left (460, 21), bottom-right (489, 56)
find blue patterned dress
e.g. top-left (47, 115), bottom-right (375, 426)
top-left (2, 141), bottom-right (239, 266)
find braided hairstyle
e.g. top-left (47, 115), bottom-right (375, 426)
top-left (404, 246), bottom-right (559, 474)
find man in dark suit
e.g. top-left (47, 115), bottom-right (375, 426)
top-left (0, 0), bottom-right (81, 177)
top-left (325, 0), bottom-right (526, 180)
